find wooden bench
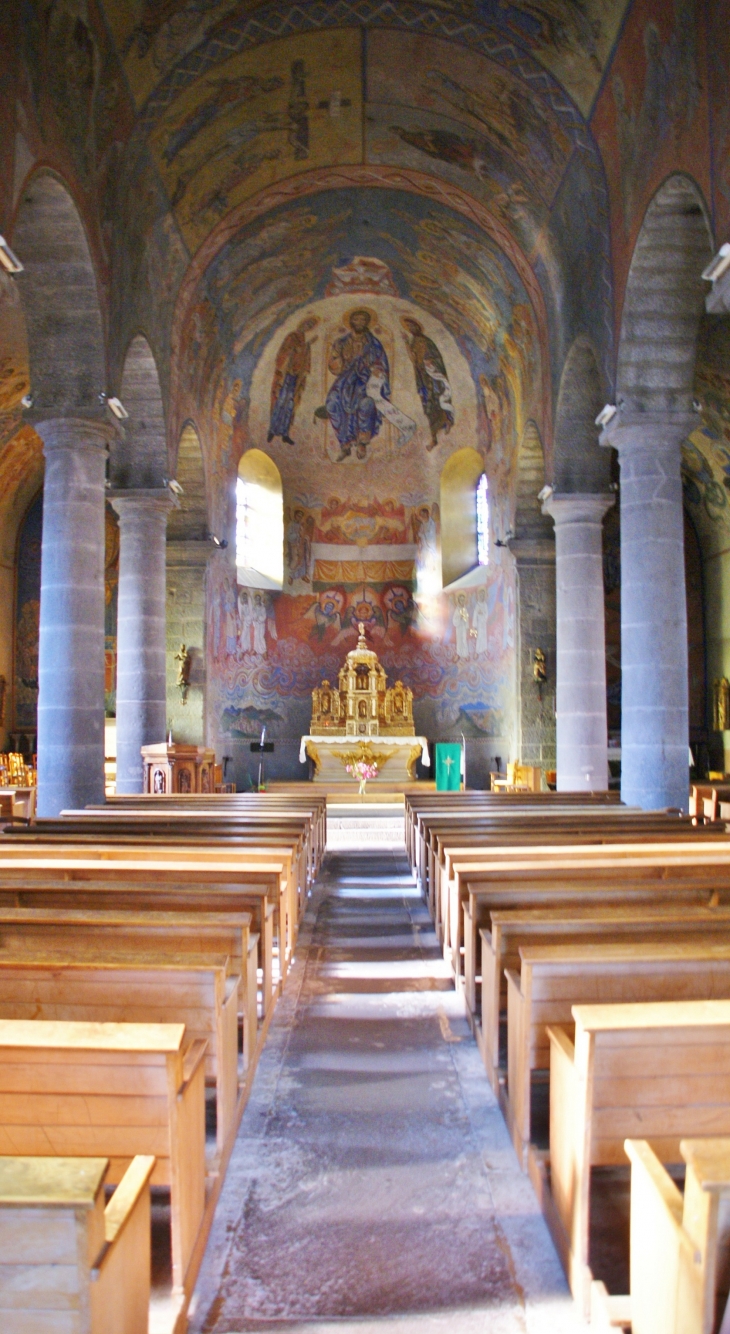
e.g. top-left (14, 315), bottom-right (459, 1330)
top-left (450, 843), bottom-right (730, 988)
top-left (0, 859), bottom-right (282, 1010)
top-left (0, 844), bottom-right (295, 972)
top-left (0, 905), bottom-right (259, 1066)
top-left (475, 902), bottom-right (730, 1078)
top-left (0, 1019), bottom-right (206, 1293)
top-left (0, 950), bottom-right (240, 1156)
top-left (421, 809), bottom-right (687, 913)
top-left (436, 820), bottom-right (719, 954)
top-left (506, 941), bottom-right (730, 1168)
top-left (0, 1153), bottom-right (155, 1334)
top-left (546, 998), bottom-right (730, 1314)
top-left (462, 863), bottom-right (730, 1044)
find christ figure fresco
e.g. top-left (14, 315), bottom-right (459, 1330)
top-left (314, 309), bottom-right (390, 461)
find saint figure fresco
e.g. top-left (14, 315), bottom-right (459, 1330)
top-left (269, 317), bottom-right (319, 445)
top-left (286, 507), bottom-right (313, 584)
top-left (314, 309), bottom-right (391, 461)
top-left (402, 319), bottom-right (454, 449)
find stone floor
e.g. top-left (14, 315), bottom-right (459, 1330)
top-left (189, 848), bottom-right (586, 1333)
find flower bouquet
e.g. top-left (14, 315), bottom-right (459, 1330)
top-left (345, 758), bottom-right (379, 796)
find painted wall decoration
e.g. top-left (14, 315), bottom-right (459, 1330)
top-left (707, 0), bottom-right (730, 241)
top-left (14, 493), bottom-right (42, 730)
top-left (590, 0), bottom-right (711, 329)
top-left (148, 30), bottom-right (363, 251)
top-left (205, 278), bottom-right (517, 764)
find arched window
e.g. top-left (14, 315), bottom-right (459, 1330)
top-left (236, 449), bottom-right (283, 589)
top-left (440, 447), bottom-right (485, 588)
top-left (476, 473), bottom-right (489, 566)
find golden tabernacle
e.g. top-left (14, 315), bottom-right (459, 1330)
top-left (301, 623), bottom-right (428, 784)
top-left (311, 623), bottom-right (414, 737)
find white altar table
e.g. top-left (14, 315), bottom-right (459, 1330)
top-left (299, 735), bottom-right (430, 785)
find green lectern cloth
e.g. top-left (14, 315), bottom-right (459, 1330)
top-left (435, 742), bottom-right (462, 791)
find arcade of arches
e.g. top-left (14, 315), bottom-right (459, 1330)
top-left (1, 0), bottom-right (730, 1327)
top-left (2, 2), bottom-right (730, 812)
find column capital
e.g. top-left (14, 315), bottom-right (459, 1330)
top-left (110, 488), bottom-right (177, 522)
top-left (598, 409), bottom-right (696, 456)
top-left (542, 492), bottom-right (614, 526)
top-left (34, 416), bottom-right (117, 456)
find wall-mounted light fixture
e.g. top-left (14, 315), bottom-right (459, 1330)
top-left (703, 244), bottom-right (730, 284)
top-left (106, 396), bottom-right (128, 420)
top-left (537, 484), bottom-right (553, 503)
top-left (210, 534), bottom-right (228, 549)
top-left (0, 236), bottom-right (23, 274)
top-left (164, 477), bottom-right (183, 496)
top-left (21, 392), bottom-right (34, 409)
top-left (595, 403), bottom-right (617, 429)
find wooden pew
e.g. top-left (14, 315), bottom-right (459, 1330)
top-left (0, 950), bottom-right (240, 1156)
top-left (404, 790), bottom-right (620, 876)
top-left (95, 793), bottom-right (328, 874)
top-left (0, 858), bottom-right (282, 1009)
top-left (450, 842), bottom-right (730, 989)
top-left (590, 1137), bottom-right (730, 1334)
top-left (546, 998), bottom-right (730, 1315)
top-left (505, 940), bottom-right (730, 1168)
top-left (0, 842), bottom-right (298, 971)
top-left (435, 819), bottom-right (719, 953)
top-left (0, 1019), bottom-right (206, 1294)
top-left (0, 906), bottom-right (259, 1067)
top-left (421, 809), bottom-right (685, 912)
top-left (0, 1153), bottom-right (155, 1334)
top-left (476, 901), bottom-right (730, 1079)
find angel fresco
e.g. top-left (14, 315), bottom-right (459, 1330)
top-left (401, 319), bottom-right (454, 450)
top-left (268, 318), bottom-right (319, 445)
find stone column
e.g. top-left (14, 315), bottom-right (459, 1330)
top-left (509, 537), bottom-right (556, 771)
top-left (601, 413), bottom-right (694, 811)
top-left (111, 490), bottom-right (174, 794)
top-left (542, 493), bottom-right (614, 791)
top-left (34, 418), bottom-right (114, 817)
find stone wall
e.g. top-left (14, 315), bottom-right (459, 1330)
top-left (166, 541), bottom-right (208, 745)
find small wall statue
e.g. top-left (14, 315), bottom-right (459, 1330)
top-left (714, 677), bottom-right (730, 732)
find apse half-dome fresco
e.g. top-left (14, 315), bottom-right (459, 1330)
top-left (1, 0), bottom-right (727, 782)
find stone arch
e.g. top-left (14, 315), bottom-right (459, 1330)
top-left (168, 422), bottom-right (208, 541)
top-left (553, 337), bottom-right (609, 492)
top-left (439, 447), bottom-right (484, 588)
top-left (616, 174), bottom-right (713, 415)
top-left (514, 421), bottom-right (552, 542)
top-left (11, 170), bottom-right (106, 416)
top-left (114, 335), bottom-right (167, 489)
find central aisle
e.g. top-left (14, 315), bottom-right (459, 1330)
top-left (190, 849), bottom-right (585, 1332)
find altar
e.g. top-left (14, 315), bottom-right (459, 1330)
top-left (300, 622), bottom-right (429, 785)
top-left (299, 733), bottom-right (430, 784)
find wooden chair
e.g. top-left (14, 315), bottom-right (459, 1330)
top-left (0, 1153), bottom-right (155, 1334)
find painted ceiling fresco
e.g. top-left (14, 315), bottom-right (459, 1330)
top-left (101, 0), bottom-right (631, 119)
